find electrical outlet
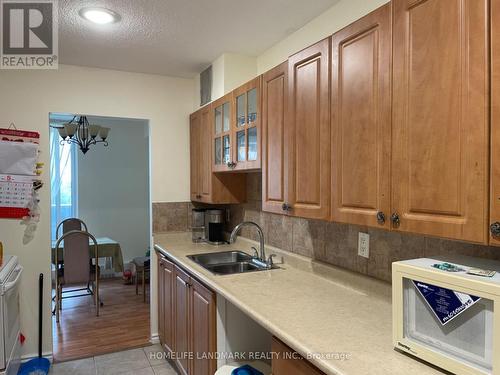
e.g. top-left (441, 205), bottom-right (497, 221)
top-left (358, 232), bottom-right (370, 258)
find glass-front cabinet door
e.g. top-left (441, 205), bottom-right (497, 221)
top-left (212, 93), bottom-right (234, 172)
top-left (231, 76), bottom-right (261, 171)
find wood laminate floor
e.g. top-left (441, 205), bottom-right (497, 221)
top-left (52, 278), bottom-right (150, 362)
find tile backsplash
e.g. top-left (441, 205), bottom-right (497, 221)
top-left (226, 173), bottom-right (500, 283)
top-left (152, 202), bottom-right (192, 233)
top-left (154, 173), bottom-right (500, 283)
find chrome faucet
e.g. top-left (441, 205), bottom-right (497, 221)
top-left (230, 221), bottom-right (266, 263)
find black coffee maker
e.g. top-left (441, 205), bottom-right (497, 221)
top-left (204, 209), bottom-right (225, 245)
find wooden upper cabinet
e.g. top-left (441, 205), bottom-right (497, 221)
top-left (232, 77), bottom-right (262, 171)
top-left (212, 93), bottom-right (234, 172)
top-left (262, 62), bottom-right (288, 214)
top-left (287, 38), bottom-right (331, 220)
top-left (331, 4), bottom-right (392, 228)
top-left (190, 106), bottom-right (212, 202)
top-left (491, 0), bottom-right (500, 246)
top-left (391, 0), bottom-right (489, 243)
top-left (190, 278), bottom-right (216, 375)
top-left (190, 111), bottom-right (201, 201)
top-left (190, 105), bottom-right (246, 204)
top-left (198, 106), bottom-right (212, 201)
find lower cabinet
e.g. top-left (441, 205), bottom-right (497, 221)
top-left (272, 337), bottom-right (325, 375)
top-left (174, 266), bottom-right (191, 375)
top-left (158, 256), bottom-right (174, 353)
top-left (158, 256), bottom-right (165, 344)
top-left (190, 278), bottom-right (216, 375)
top-left (157, 252), bottom-right (216, 375)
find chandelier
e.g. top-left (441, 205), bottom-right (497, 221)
top-left (53, 115), bottom-right (110, 154)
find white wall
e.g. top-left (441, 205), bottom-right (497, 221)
top-left (0, 64), bottom-right (193, 358)
top-left (257, 0), bottom-right (390, 73)
top-left (193, 0), bottom-right (389, 108)
top-left (193, 53), bottom-right (257, 110)
top-left (222, 53), bottom-right (257, 94)
top-left (77, 116), bottom-right (150, 264)
top-left (212, 55), bottom-right (226, 101)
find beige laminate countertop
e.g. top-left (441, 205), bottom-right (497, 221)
top-left (154, 232), bottom-right (445, 375)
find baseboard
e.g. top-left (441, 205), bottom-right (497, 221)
top-left (150, 333), bottom-right (159, 344)
top-left (20, 351), bottom-right (53, 362)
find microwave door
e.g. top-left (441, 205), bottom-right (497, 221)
top-left (403, 278), bottom-right (493, 373)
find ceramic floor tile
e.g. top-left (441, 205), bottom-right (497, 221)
top-left (95, 348), bottom-right (150, 375)
top-left (152, 363), bottom-right (177, 375)
top-left (48, 346), bottom-right (174, 375)
top-left (116, 367), bottom-right (154, 375)
top-left (142, 344), bottom-right (166, 366)
top-left (49, 357), bottom-right (96, 375)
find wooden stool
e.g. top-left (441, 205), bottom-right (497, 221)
top-left (133, 256), bottom-right (150, 303)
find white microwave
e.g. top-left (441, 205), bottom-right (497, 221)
top-left (393, 256), bottom-right (500, 375)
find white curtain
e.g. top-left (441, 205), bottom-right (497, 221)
top-left (50, 127), bottom-right (78, 240)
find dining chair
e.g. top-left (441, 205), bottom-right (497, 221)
top-left (133, 256), bottom-right (150, 303)
top-left (54, 229), bottom-right (101, 323)
top-left (55, 218), bottom-right (88, 240)
top-left (53, 218), bottom-right (93, 315)
top-left (54, 218), bottom-right (98, 293)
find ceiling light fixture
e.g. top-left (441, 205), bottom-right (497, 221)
top-left (79, 7), bottom-right (120, 25)
top-left (51, 115), bottom-right (110, 154)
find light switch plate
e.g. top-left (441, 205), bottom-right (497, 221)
top-left (358, 232), bottom-right (370, 258)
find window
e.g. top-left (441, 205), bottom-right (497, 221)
top-left (50, 126), bottom-right (78, 240)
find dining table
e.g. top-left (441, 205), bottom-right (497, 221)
top-left (51, 236), bottom-right (124, 273)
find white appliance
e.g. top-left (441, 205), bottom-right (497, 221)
top-left (393, 256), bottom-right (500, 375)
top-left (0, 256), bottom-right (22, 375)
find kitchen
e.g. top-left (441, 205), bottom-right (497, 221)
top-left (1, 0), bottom-right (500, 374)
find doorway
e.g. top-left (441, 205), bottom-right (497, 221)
top-left (49, 113), bottom-right (152, 361)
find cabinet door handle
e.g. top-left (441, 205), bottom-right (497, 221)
top-left (226, 161), bottom-right (237, 169)
top-left (491, 222), bottom-right (500, 237)
top-left (282, 203), bottom-right (293, 212)
top-left (376, 211), bottom-right (386, 225)
top-left (391, 213), bottom-right (400, 228)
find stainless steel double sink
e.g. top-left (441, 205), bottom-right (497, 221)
top-left (187, 251), bottom-right (277, 275)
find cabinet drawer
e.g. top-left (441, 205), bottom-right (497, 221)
top-left (271, 337), bottom-right (325, 375)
